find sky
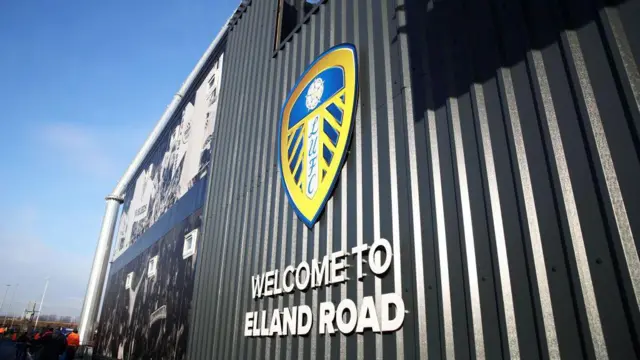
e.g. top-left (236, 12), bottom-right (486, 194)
top-left (0, 0), bottom-right (239, 319)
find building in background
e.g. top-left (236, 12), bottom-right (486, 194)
top-left (86, 0), bottom-right (640, 359)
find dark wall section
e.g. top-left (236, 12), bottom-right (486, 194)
top-left (402, 0), bottom-right (640, 358)
top-left (188, 0), bottom-right (640, 359)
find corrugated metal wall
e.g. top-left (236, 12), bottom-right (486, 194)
top-left (187, 0), bottom-right (640, 359)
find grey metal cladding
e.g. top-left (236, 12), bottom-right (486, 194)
top-left (187, 0), bottom-right (640, 359)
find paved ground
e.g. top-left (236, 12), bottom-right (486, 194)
top-left (0, 339), bottom-right (16, 359)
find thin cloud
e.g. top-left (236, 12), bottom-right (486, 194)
top-left (38, 122), bottom-right (117, 177)
top-left (0, 205), bottom-right (91, 317)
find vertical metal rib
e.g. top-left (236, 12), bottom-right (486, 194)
top-left (297, 27), bottom-right (309, 360)
top-left (329, 0), bottom-right (336, 47)
top-left (255, 51), bottom-right (282, 360)
top-left (449, 97), bottom-right (486, 360)
top-left (298, 228), bottom-right (309, 360)
top-left (427, 107), bottom-right (455, 360)
top-left (285, 36), bottom-right (300, 360)
top-left (472, 83), bottom-right (520, 359)
top-left (275, 201), bottom-right (290, 360)
top-left (500, 64), bottom-right (559, 359)
top-left (321, 5), bottom-right (331, 357)
top-left (531, 43), bottom-right (608, 359)
top-left (265, 13), bottom-right (293, 353)
top-left (340, 0), bottom-right (346, 46)
top-left (325, 5), bottom-right (335, 360)
top-left (394, 0), bottom-right (426, 356)
top-left (325, 199), bottom-right (334, 360)
top-left (226, 192), bottom-right (252, 357)
top-left (286, 212), bottom-right (298, 360)
top-left (265, 174), bottom-right (282, 360)
top-left (604, 7), bottom-right (640, 117)
top-left (365, 3), bottom-right (383, 359)
top-left (340, 167), bottom-right (348, 360)
top-left (353, 3), bottom-right (364, 359)
top-left (379, 2), bottom-right (406, 358)
top-left (319, 4), bottom-right (325, 61)
top-left (232, 113), bottom-right (258, 359)
top-left (254, 95), bottom-right (270, 359)
top-left (311, 226), bottom-right (320, 359)
top-left (339, 1), bottom-right (348, 359)
top-left (567, 30), bottom-right (640, 318)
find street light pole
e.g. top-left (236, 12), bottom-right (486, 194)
top-left (0, 284), bottom-right (11, 325)
top-left (34, 278), bottom-right (50, 328)
top-left (8, 284), bottom-right (19, 327)
top-left (3, 284), bottom-right (18, 327)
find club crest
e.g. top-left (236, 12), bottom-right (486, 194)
top-left (279, 43), bottom-right (358, 228)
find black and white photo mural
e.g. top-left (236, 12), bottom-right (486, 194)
top-left (114, 53), bottom-right (224, 259)
top-left (96, 210), bottom-right (203, 359)
top-left (95, 51), bottom-right (224, 360)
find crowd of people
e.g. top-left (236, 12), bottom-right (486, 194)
top-left (0, 326), bottom-right (80, 360)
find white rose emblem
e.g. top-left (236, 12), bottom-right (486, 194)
top-left (305, 77), bottom-right (324, 111)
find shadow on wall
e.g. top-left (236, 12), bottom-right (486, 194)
top-left (396, 0), bottom-right (639, 358)
top-left (400, 0), bottom-right (638, 113)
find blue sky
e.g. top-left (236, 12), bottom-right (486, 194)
top-left (0, 0), bottom-right (238, 318)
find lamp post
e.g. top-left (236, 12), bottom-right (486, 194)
top-left (34, 277), bottom-right (50, 328)
top-left (3, 284), bottom-right (18, 327)
top-left (0, 284), bottom-right (10, 325)
top-left (7, 284), bottom-right (19, 327)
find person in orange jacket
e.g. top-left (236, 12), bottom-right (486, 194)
top-left (66, 329), bottom-right (80, 360)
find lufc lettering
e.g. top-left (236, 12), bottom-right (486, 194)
top-left (244, 238), bottom-right (405, 337)
top-left (305, 115), bottom-right (320, 198)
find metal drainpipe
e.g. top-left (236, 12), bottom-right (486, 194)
top-left (78, 195), bottom-right (123, 345)
top-left (76, 2), bottom-right (242, 345)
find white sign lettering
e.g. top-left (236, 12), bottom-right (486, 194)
top-left (245, 238), bottom-right (406, 337)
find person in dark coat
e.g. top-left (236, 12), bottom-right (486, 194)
top-left (15, 332), bottom-right (29, 360)
top-left (34, 327), bottom-right (66, 360)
